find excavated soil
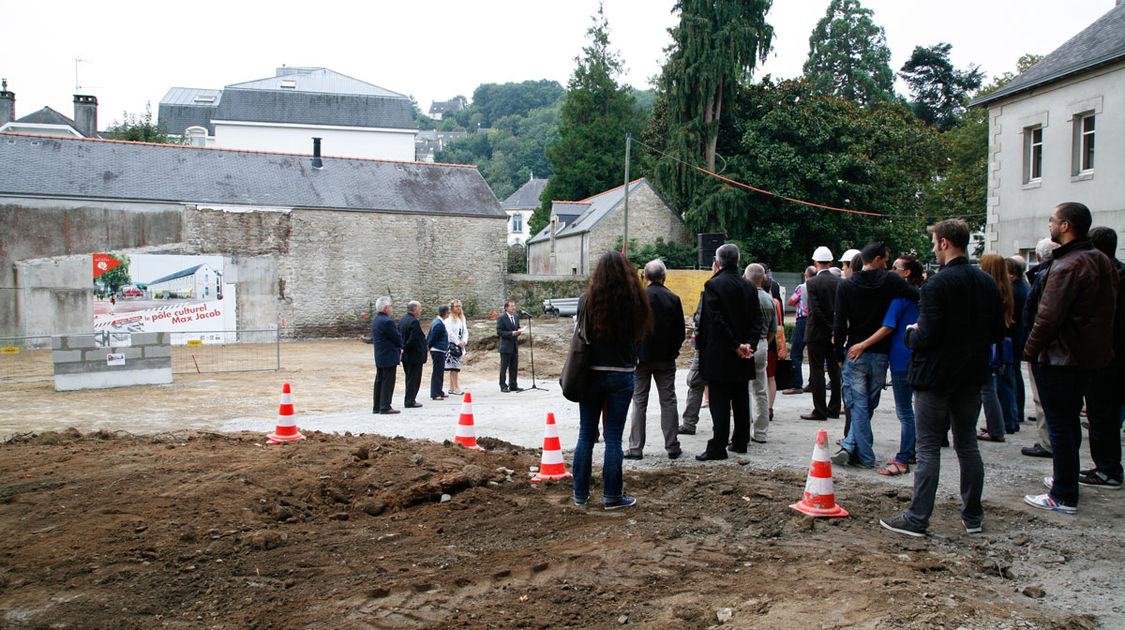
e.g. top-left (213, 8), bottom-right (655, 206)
top-left (0, 317), bottom-right (1120, 628)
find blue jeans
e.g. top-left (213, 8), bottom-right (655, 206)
top-left (840, 352), bottom-right (889, 467)
top-left (790, 317), bottom-right (807, 389)
top-left (996, 361), bottom-right (1020, 432)
top-left (890, 371), bottom-right (915, 465)
top-left (573, 370), bottom-right (635, 504)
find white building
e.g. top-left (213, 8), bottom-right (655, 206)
top-left (500, 176), bottom-right (547, 246)
top-left (146, 263), bottom-right (221, 300)
top-left (158, 67), bottom-right (417, 162)
top-left (972, 3), bottom-right (1125, 260)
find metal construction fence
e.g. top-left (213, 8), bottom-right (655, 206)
top-left (0, 328), bottom-right (280, 384)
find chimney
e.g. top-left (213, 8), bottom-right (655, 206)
top-left (311, 137), bottom-right (323, 169)
top-left (0, 79), bottom-right (14, 126)
top-left (73, 94), bottom-right (98, 138)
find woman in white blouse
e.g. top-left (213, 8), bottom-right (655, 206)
top-left (443, 300), bottom-right (469, 395)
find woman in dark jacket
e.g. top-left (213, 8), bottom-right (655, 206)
top-left (572, 251), bottom-right (652, 510)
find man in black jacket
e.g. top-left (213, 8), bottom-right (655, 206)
top-left (696, 244), bottom-right (762, 461)
top-left (1082, 226), bottom-right (1125, 490)
top-left (880, 220), bottom-right (1003, 537)
top-left (801, 246), bottom-right (842, 421)
top-left (832, 241), bottom-right (919, 469)
top-left (398, 301), bottom-right (427, 409)
top-left (625, 260), bottom-right (686, 460)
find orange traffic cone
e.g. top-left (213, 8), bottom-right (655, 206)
top-left (453, 391), bottom-right (484, 451)
top-left (789, 429), bottom-right (848, 518)
top-left (531, 413), bottom-right (572, 482)
top-left (267, 383), bottom-right (306, 444)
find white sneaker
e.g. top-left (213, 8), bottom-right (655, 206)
top-left (1023, 493), bottom-right (1076, 515)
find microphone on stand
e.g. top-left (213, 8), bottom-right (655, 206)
top-left (518, 310), bottom-right (533, 319)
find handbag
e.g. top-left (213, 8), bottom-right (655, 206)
top-left (988, 337), bottom-right (1014, 370)
top-left (448, 344), bottom-right (463, 358)
top-left (560, 311), bottom-right (591, 402)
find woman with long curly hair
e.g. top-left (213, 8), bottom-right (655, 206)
top-left (572, 251), bottom-right (653, 510)
top-left (978, 254), bottom-right (1016, 442)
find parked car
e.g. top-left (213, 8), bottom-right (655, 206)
top-left (120, 286), bottom-right (144, 298)
top-left (541, 297), bottom-right (580, 317)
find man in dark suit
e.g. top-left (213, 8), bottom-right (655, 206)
top-left (398, 300), bottom-right (427, 409)
top-left (695, 243), bottom-right (762, 461)
top-left (880, 219), bottom-right (1003, 537)
top-left (371, 296), bottom-right (403, 415)
top-left (801, 246), bottom-right (842, 421)
top-left (625, 259), bottom-right (686, 460)
top-left (497, 300), bottom-right (523, 392)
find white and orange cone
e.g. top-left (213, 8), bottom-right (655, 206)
top-left (789, 429), bottom-right (848, 518)
top-left (267, 383), bottom-right (306, 444)
top-left (453, 391), bottom-right (484, 451)
top-left (531, 412), bottom-right (572, 482)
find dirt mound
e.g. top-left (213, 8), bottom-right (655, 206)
top-left (0, 430), bottom-right (1100, 629)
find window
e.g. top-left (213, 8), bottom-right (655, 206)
top-left (1074, 113), bottom-right (1095, 175)
top-left (510, 214), bottom-right (522, 233)
top-left (193, 95), bottom-right (216, 104)
top-left (1023, 126), bottom-right (1043, 184)
top-left (280, 79), bottom-right (297, 89)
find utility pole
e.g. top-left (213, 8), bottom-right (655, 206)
top-left (621, 132), bottom-right (631, 256)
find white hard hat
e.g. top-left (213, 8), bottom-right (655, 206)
top-left (811, 246), bottom-right (834, 262)
top-left (840, 248), bottom-right (861, 263)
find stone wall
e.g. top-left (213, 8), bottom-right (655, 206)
top-left (52, 331), bottom-right (172, 391)
top-left (184, 207), bottom-right (507, 337)
top-left (587, 186), bottom-right (692, 263)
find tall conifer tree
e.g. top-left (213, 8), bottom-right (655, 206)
top-left (803, 0), bottom-right (894, 105)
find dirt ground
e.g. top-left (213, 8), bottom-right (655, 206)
top-left (0, 317), bottom-right (1120, 629)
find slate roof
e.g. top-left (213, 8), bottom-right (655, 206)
top-left (148, 264), bottom-right (207, 286)
top-left (16, 106), bottom-right (78, 127)
top-left (527, 179), bottom-right (673, 245)
top-left (0, 133), bottom-right (504, 218)
top-left (158, 68), bottom-right (414, 134)
top-left (972, 4), bottom-right (1125, 107)
top-left (501, 178), bottom-right (548, 210)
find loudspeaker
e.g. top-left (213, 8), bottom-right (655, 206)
top-left (698, 232), bottom-right (725, 268)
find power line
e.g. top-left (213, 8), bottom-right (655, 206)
top-left (632, 138), bottom-right (987, 221)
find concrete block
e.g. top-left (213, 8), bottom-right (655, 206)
top-left (51, 336), bottom-right (64, 350)
top-left (144, 345), bottom-right (172, 358)
top-left (68, 335), bottom-right (98, 349)
top-left (83, 347), bottom-right (142, 362)
top-left (51, 350), bottom-right (83, 364)
top-left (130, 332), bottom-right (159, 345)
top-left (54, 367), bottom-right (173, 391)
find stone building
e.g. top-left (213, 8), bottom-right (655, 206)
top-left (525, 178), bottom-right (691, 275)
top-left (0, 133), bottom-right (507, 338)
top-left (971, 3), bottom-right (1124, 259)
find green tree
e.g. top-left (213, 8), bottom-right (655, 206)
top-left (650, 0), bottom-right (773, 219)
top-left (99, 254), bottom-right (132, 294)
top-left (107, 104), bottom-right (178, 143)
top-left (471, 80), bottom-right (565, 127)
top-left (538, 2), bottom-right (647, 231)
top-left (921, 53), bottom-right (1043, 231)
top-left (899, 43), bottom-right (983, 132)
top-left (614, 236), bottom-right (699, 269)
top-left (803, 0), bottom-right (895, 106)
top-left (694, 79), bottom-right (940, 269)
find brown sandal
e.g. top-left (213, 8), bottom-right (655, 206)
top-left (878, 461), bottom-right (909, 476)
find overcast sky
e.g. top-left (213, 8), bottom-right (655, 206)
top-left (0, 0), bottom-right (1115, 129)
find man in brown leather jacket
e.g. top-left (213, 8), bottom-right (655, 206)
top-left (1022, 202), bottom-right (1118, 515)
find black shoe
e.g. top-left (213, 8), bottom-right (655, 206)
top-left (500, 386), bottom-right (510, 393)
top-left (623, 453), bottom-right (643, 460)
top-left (696, 452), bottom-right (727, 461)
top-left (677, 425), bottom-right (696, 435)
top-left (510, 386), bottom-right (525, 392)
top-left (880, 514), bottom-right (927, 537)
top-left (380, 408), bottom-right (400, 415)
top-left (1021, 444), bottom-right (1052, 458)
top-left (667, 450), bottom-right (682, 460)
top-left (405, 402), bottom-right (423, 408)
top-left (750, 438), bottom-right (767, 444)
top-left (800, 412), bottom-right (827, 421)
top-left (827, 411), bottom-right (841, 419)
top-left (1078, 470), bottom-right (1122, 489)
top-left (727, 445), bottom-right (747, 454)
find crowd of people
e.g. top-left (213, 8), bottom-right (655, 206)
top-left (566, 203), bottom-right (1122, 530)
